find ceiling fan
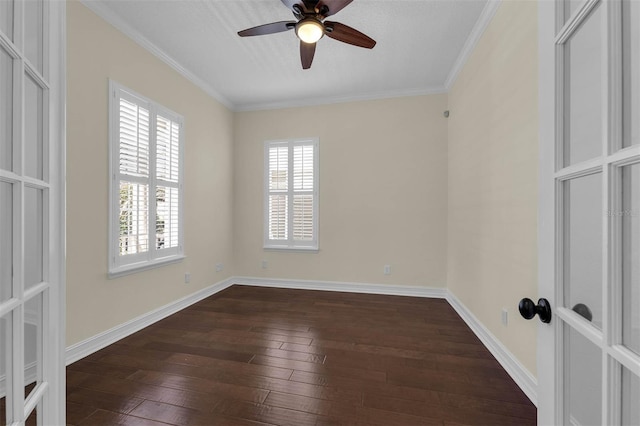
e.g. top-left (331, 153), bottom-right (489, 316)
top-left (237, 0), bottom-right (376, 70)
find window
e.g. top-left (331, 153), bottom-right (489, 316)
top-left (109, 81), bottom-right (184, 277)
top-left (264, 138), bottom-right (319, 250)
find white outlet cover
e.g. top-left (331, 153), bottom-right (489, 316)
top-left (501, 309), bottom-right (508, 325)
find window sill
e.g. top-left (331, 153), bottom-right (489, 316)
top-left (263, 246), bottom-right (319, 253)
top-left (108, 255), bottom-right (186, 279)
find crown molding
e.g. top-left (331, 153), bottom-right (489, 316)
top-left (234, 85), bottom-right (448, 112)
top-left (79, 0), bottom-right (500, 112)
top-left (79, 0), bottom-right (234, 110)
top-left (444, 0), bottom-right (502, 90)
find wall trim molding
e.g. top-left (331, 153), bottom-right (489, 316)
top-left (65, 276), bottom-right (536, 407)
top-left (78, 0), bottom-right (233, 110)
top-left (65, 278), bottom-right (235, 365)
top-left (75, 1), bottom-right (453, 113)
top-left (444, 0), bottom-right (502, 90)
top-left (233, 276), bottom-right (448, 299)
top-left (76, 0), bottom-right (503, 112)
top-left (446, 290), bottom-right (538, 406)
top-left (234, 86), bottom-right (448, 112)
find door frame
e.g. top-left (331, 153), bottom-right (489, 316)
top-left (47, 1), bottom-right (66, 423)
top-left (537, 1), bottom-right (559, 423)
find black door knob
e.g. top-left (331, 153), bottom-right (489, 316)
top-left (519, 298), bottom-right (552, 323)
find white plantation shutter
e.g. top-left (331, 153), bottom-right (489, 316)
top-left (269, 194), bottom-right (288, 240)
top-left (293, 195), bottom-right (313, 240)
top-left (268, 145), bottom-right (288, 240)
top-left (269, 146), bottom-right (288, 191)
top-left (156, 115), bottom-right (180, 182)
top-left (119, 98), bottom-right (149, 177)
top-left (293, 144), bottom-right (313, 191)
top-left (156, 186), bottom-right (179, 250)
top-left (109, 81), bottom-right (184, 276)
top-left (265, 139), bottom-right (318, 249)
top-left (118, 95), bottom-right (151, 257)
top-left (119, 181), bottom-right (149, 254)
top-left (155, 114), bottom-right (181, 251)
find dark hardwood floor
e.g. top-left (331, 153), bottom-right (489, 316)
top-left (65, 285), bottom-right (536, 425)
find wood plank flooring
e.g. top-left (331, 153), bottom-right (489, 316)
top-left (66, 285), bottom-right (536, 425)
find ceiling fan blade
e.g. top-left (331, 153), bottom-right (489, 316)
top-left (317, 0), bottom-right (353, 16)
top-left (238, 21), bottom-right (296, 37)
top-left (300, 41), bottom-right (316, 69)
top-left (324, 21), bottom-right (376, 48)
top-left (280, 0), bottom-right (300, 10)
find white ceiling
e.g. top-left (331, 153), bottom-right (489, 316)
top-left (82, 0), bottom-right (495, 111)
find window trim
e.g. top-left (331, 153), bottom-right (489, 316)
top-left (108, 80), bottom-right (185, 278)
top-left (263, 138), bottom-right (319, 251)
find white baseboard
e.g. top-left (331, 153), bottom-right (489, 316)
top-left (65, 277), bottom-right (235, 365)
top-left (64, 276), bottom-right (537, 407)
top-left (446, 290), bottom-right (538, 406)
top-left (233, 276), bottom-right (448, 299)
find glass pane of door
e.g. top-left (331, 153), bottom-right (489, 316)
top-left (622, 366), bottom-right (640, 426)
top-left (564, 173), bottom-right (603, 327)
top-left (0, 0), bottom-right (13, 41)
top-left (0, 181), bottom-right (12, 303)
top-left (23, 0), bottom-right (42, 74)
top-left (621, 163), bottom-right (640, 356)
top-left (25, 406), bottom-right (37, 425)
top-left (24, 187), bottom-right (43, 291)
top-left (24, 73), bottom-right (43, 180)
top-left (623, 0), bottom-right (640, 148)
top-left (23, 293), bottom-right (42, 400)
top-left (564, 3), bottom-right (603, 166)
top-left (0, 46), bottom-right (12, 172)
top-left (564, 325), bottom-right (602, 425)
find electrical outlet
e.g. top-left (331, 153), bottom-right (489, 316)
top-left (184, 272), bottom-right (191, 284)
top-left (501, 308), bottom-right (508, 326)
top-left (384, 265), bottom-right (391, 275)
top-left (261, 260), bottom-right (268, 269)
top-left (215, 263), bottom-right (223, 272)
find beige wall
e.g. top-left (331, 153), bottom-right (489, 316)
top-left (233, 96), bottom-right (449, 287)
top-left (447, 0), bottom-right (539, 375)
top-left (66, 1), bottom-right (235, 346)
top-left (67, 0), bottom-right (540, 381)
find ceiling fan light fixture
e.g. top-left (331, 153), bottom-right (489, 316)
top-left (296, 18), bottom-right (324, 44)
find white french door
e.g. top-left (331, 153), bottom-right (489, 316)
top-left (0, 0), bottom-right (65, 424)
top-left (538, 0), bottom-right (640, 424)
